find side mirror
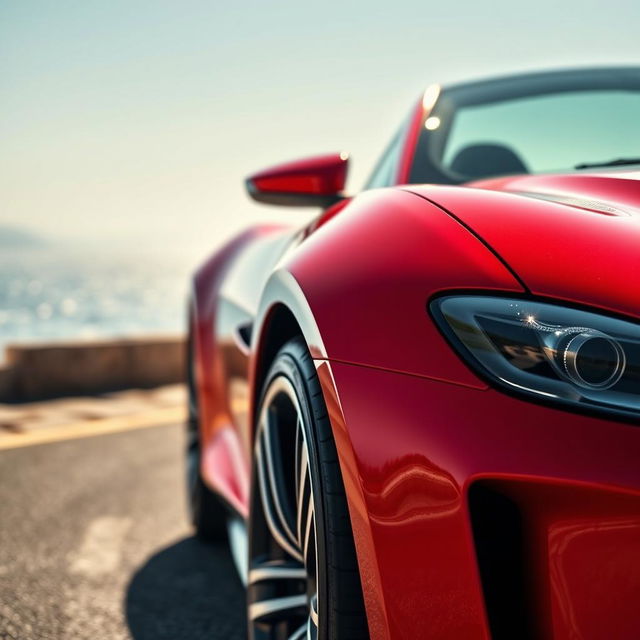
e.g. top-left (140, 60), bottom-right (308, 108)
top-left (246, 152), bottom-right (349, 207)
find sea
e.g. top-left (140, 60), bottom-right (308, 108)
top-left (0, 243), bottom-right (200, 360)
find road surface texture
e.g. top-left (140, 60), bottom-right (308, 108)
top-left (0, 423), bottom-right (246, 639)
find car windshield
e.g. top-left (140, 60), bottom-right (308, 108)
top-left (409, 69), bottom-right (640, 183)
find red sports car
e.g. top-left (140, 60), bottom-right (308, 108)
top-left (186, 67), bottom-right (640, 640)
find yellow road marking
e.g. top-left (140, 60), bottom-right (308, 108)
top-left (0, 406), bottom-right (187, 451)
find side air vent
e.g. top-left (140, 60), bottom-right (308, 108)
top-left (468, 482), bottom-right (533, 640)
top-left (233, 322), bottom-right (253, 355)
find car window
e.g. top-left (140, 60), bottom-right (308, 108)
top-left (441, 90), bottom-right (640, 176)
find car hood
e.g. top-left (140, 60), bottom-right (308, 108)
top-left (405, 171), bottom-right (640, 320)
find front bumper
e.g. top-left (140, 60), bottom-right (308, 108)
top-left (318, 360), bottom-right (640, 640)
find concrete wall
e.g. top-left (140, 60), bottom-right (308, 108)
top-left (1, 335), bottom-right (186, 402)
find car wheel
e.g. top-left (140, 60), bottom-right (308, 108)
top-left (248, 337), bottom-right (368, 640)
top-left (187, 332), bottom-right (227, 541)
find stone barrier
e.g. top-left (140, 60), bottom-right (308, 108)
top-left (1, 335), bottom-right (186, 402)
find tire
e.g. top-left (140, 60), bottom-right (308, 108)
top-left (248, 337), bottom-right (368, 640)
top-left (186, 332), bottom-right (227, 541)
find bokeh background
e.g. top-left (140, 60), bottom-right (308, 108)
top-left (2, 0), bottom-right (640, 351)
top-left (2, 5), bottom-right (640, 639)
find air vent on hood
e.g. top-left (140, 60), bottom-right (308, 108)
top-left (513, 191), bottom-right (630, 216)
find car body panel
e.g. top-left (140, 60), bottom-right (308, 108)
top-left (192, 181), bottom-right (640, 637)
top-left (468, 170), bottom-right (640, 214)
top-left (280, 188), bottom-right (523, 380)
top-left (189, 69), bottom-right (640, 639)
top-left (192, 225), bottom-right (294, 516)
top-left (405, 175), bottom-right (640, 321)
top-left (320, 359), bottom-right (640, 640)
top-left (395, 92), bottom-right (434, 184)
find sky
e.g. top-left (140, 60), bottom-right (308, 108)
top-left (2, 0), bottom-right (640, 261)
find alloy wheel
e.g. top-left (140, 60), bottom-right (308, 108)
top-left (248, 375), bottom-right (320, 640)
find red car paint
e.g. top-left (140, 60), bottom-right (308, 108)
top-left (192, 225), bottom-right (288, 517)
top-left (190, 73), bottom-right (640, 639)
top-left (406, 178), bottom-right (640, 321)
top-left (395, 84), bottom-right (441, 184)
top-left (320, 362), bottom-right (640, 639)
top-left (395, 95), bottom-right (427, 184)
top-left (246, 152), bottom-right (349, 204)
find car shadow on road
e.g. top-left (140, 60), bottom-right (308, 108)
top-left (126, 536), bottom-right (247, 640)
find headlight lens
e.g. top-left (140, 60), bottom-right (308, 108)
top-left (431, 296), bottom-right (640, 418)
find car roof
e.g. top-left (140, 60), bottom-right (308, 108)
top-left (438, 66), bottom-right (640, 105)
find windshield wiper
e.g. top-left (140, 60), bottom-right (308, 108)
top-left (575, 157), bottom-right (640, 170)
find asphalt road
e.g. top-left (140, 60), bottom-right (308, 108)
top-left (0, 424), bottom-right (247, 639)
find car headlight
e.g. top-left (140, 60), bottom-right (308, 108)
top-left (431, 295), bottom-right (640, 419)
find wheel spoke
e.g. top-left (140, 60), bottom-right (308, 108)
top-left (262, 408), bottom-right (299, 545)
top-left (296, 446), bottom-right (308, 545)
top-left (249, 564), bottom-right (306, 584)
top-left (255, 436), bottom-right (303, 561)
top-left (303, 494), bottom-right (315, 565)
top-left (250, 376), bottom-right (321, 639)
top-left (249, 594), bottom-right (307, 623)
top-left (309, 595), bottom-right (318, 626)
top-left (288, 622), bottom-right (307, 640)
top-left (306, 614), bottom-right (318, 640)
top-left (295, 419), bottom-right (306, 504)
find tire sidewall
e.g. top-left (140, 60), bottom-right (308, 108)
top-left (254, 347), bottom-right (330, 639)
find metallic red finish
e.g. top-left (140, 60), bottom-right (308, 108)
top-left (500, 481), bottom-right (640, 640)
top-left (304, 196), bottom-right (352, 236)
top-left (318, 361), bottom-right (640, 640)
top-left (189, 84), bottom-right (640, 639)
top-left (406, 175), bottom-right (640, 322)
top-left (192, 225), bottom-right (290, 517)
top-left (283, 188), bottom-right (522, 382)
top-left (395, 96), bottom-right (426, 184)
top-left (469, 169), bottom-right (640, 214)
top-left (246, 152), bottom-right (348, 203)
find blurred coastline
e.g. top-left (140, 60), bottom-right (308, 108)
top-left (0, 238), bottom-right (196, 361)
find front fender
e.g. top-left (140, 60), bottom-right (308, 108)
top-left (251, 187), bottom-right (524, 637)
top-left (255, 187), bottom-right (523, 385)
